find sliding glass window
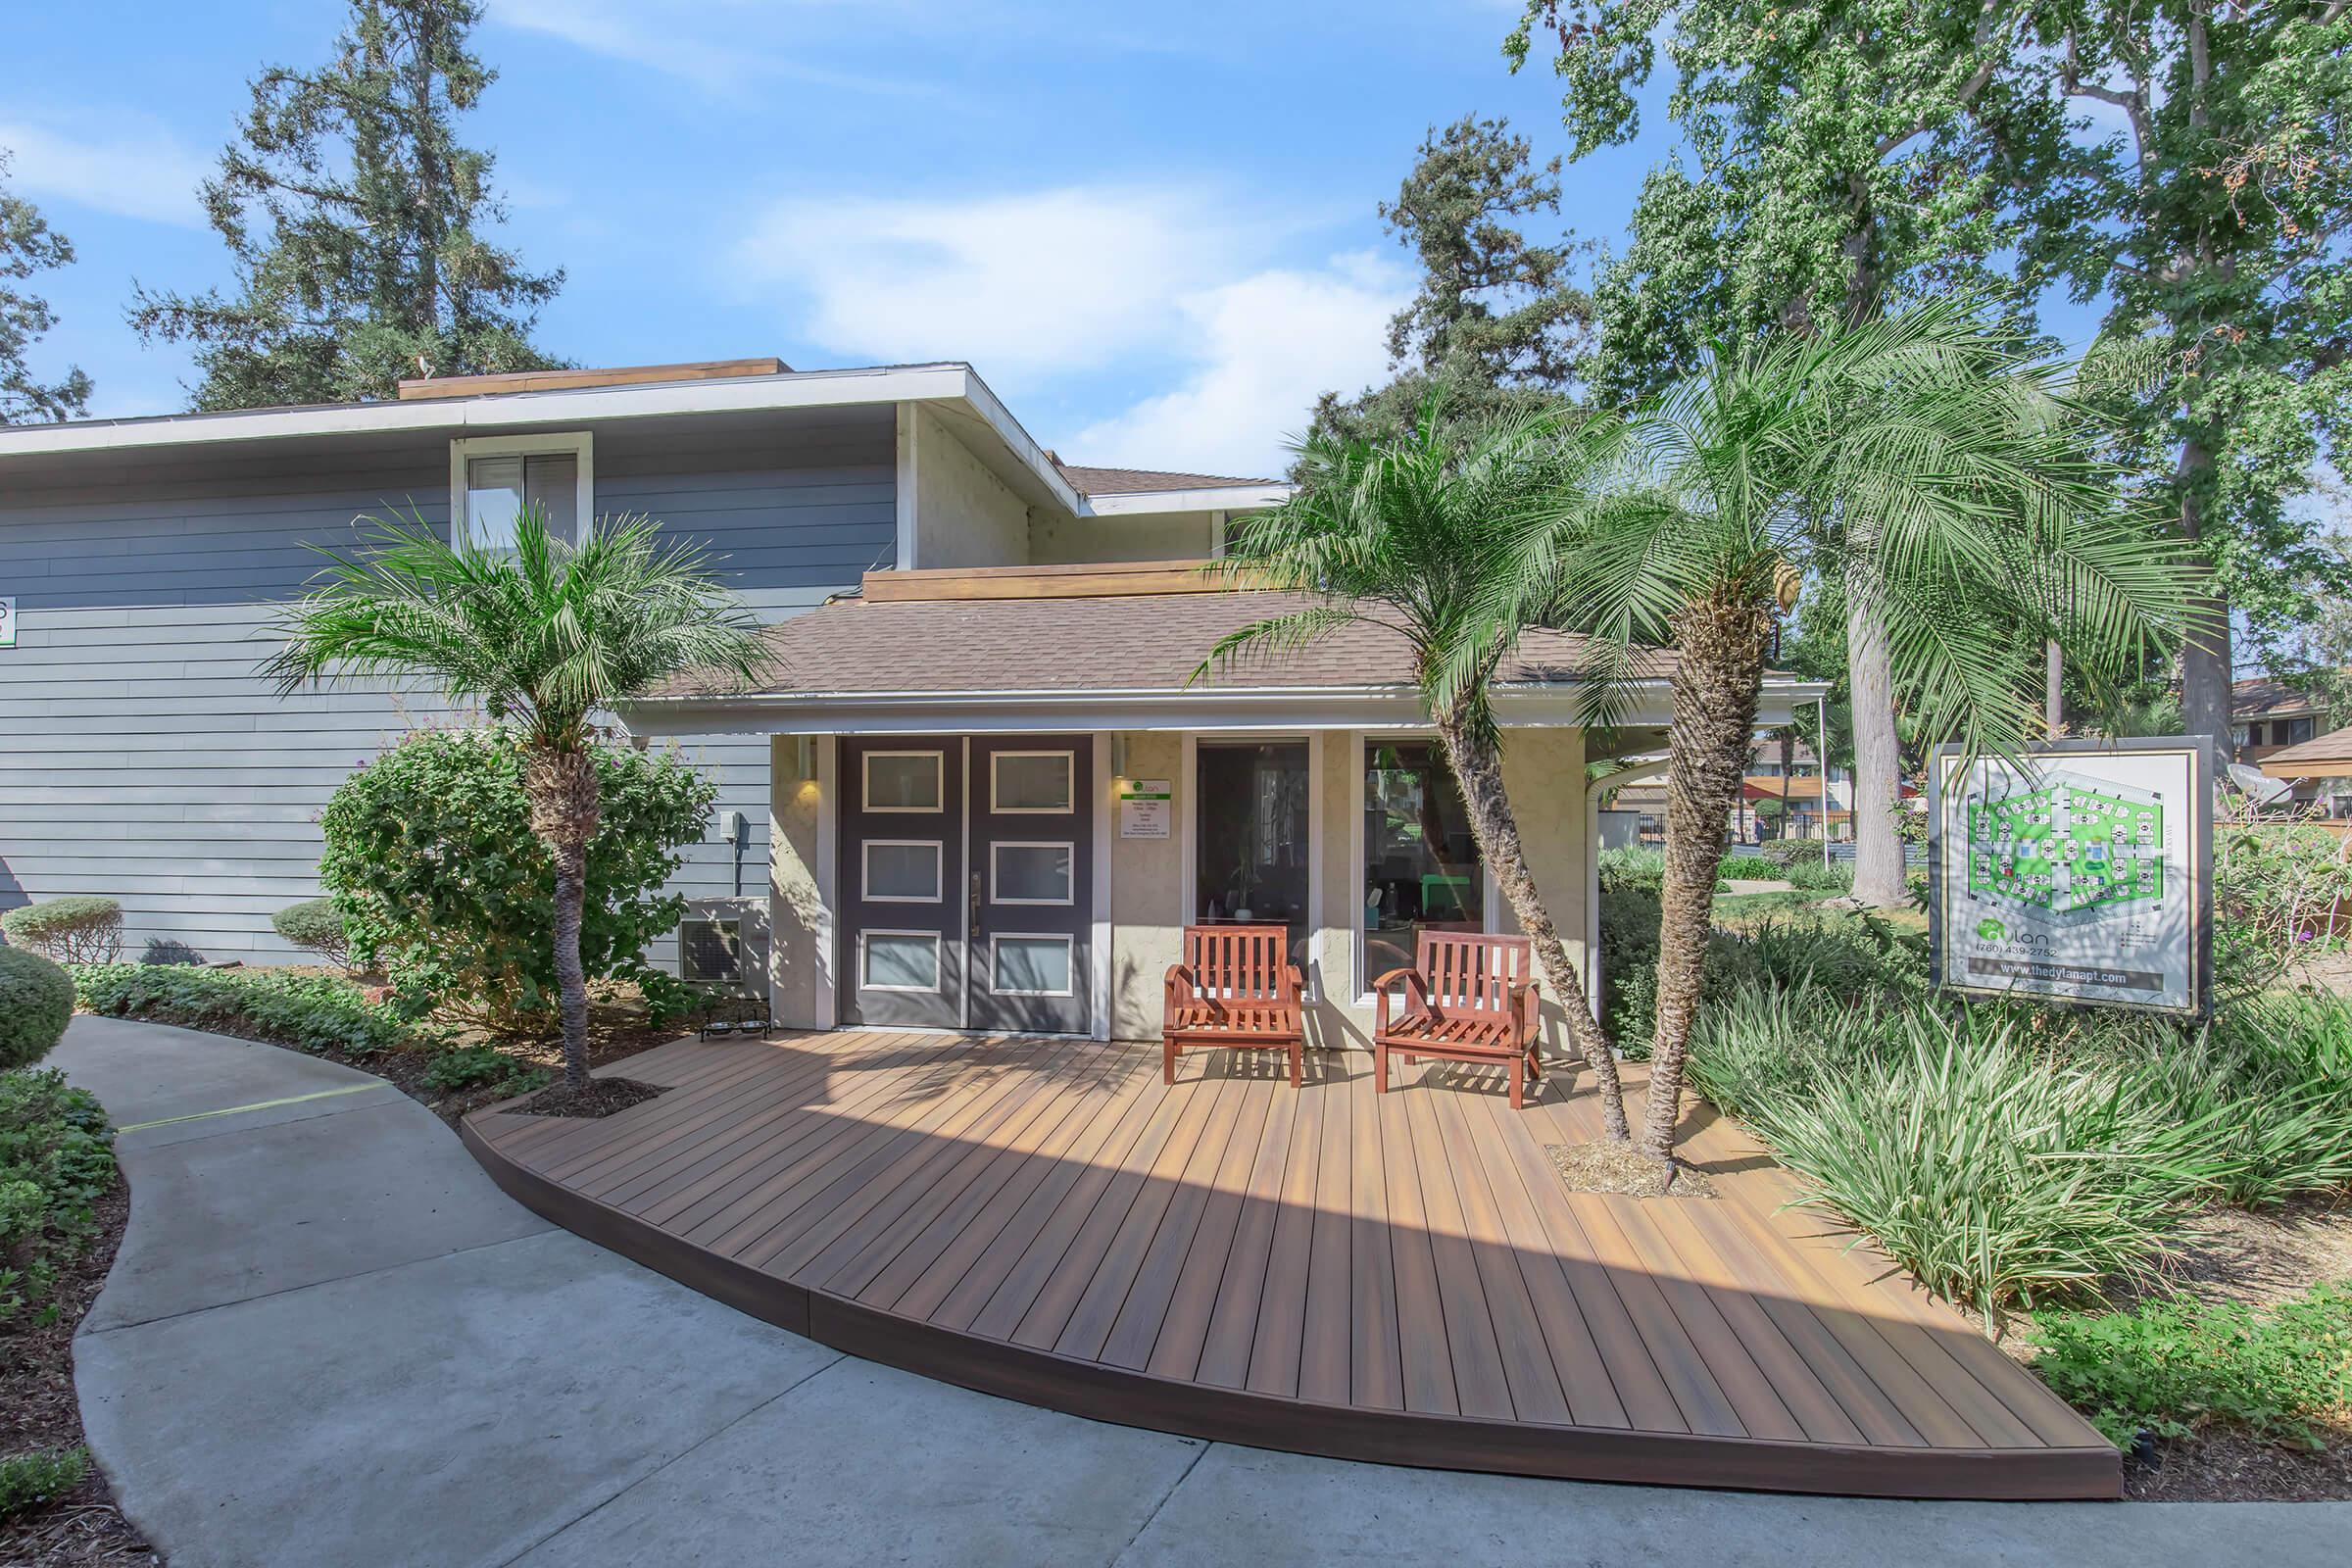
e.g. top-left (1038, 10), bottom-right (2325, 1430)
top-left (1194, 741), bottom-right (1311, 965)
top-left (1362, 741), bottom-right (1486, 988)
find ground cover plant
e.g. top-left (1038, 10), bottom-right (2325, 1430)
top-left (73, 963), bottom-right (419, 1056)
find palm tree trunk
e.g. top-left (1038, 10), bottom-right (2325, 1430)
top-left (523, 746), bottom-right (602, 1089)
top-left (1431, 707), bottom-right (1631, 1142)
top-left (1640, 592), bottom-right (1771, 1165)
top-left (1845, 566), bottom-right (1906, 907)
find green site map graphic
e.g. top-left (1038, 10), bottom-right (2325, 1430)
top-left (1965, 775), bottom-right (2165, 923)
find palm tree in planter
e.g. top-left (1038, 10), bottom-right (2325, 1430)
top-left (1203, 407), bottom-right (1641, 1140)
top-left (267, 508), bottom-right (766, 1103)
top-left (1524, 302), bottom-right (2191, 1170)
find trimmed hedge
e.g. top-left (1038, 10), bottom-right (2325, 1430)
top-left (0, 897), bottom-right (122, 965)
top-left (0, 946), bottom-right (74, 1071)
top-left (270, 898), bottom-right (351, 968)
top-left (72, 964), bottom-right (418, 1056)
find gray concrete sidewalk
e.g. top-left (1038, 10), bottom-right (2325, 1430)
top-left (57, 1014), bottom-right (2351, 1568)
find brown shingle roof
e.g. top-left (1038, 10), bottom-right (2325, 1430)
top-left (2232, 670), bottom-right (2346, 718)
top-left (653, 590), bottom-right (1670, 700)
top-left (2258, 722), bottom-right (2352, 778)
top-left (1054, 463), bottom-right (1281, 496)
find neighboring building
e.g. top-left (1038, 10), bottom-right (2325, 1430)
top-left (1739, 738), bottom-right (1851, 841)
top-left (2231, 671), bottom-right (2345, 805)
top-left (0, 357), bottom-right (1823, 1040)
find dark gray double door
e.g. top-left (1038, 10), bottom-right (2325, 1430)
top-left (837, 735), bottom-right (1093, 1035)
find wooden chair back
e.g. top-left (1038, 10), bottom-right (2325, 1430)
top-left (1416, 931), bottom-right (1532, 1018)
top-left (1180, 924), bottom-right (1297, 1002)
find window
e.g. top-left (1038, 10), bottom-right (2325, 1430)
top-left (991, 934), bottom-right (1074, 996)
top-left (1194, 741), bottom-right (1311, 961)
top-left (992, 842), bottom-right (1073, 906)
top-left (863, 751), bottom-right (944, 812)
top-left (449, 433), bottom-right (591, 552)
top-left (861, 841), bottom-right (943, 903)
top-left (991, 751), bottom-right (1073, 813)
top-left (859, 931), bottom-right (941, 992)
top-left (2285, 716), bottom-right (2317, 746)
top-left (1362, 741), bottom-right (1486, 991)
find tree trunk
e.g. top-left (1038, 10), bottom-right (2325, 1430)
top-left (1640, 592), bottom-right (1771, 1165)
top-left (2044, 639), bottom-right (2064, 735)
top-left (1845, 564), bottom-right (1906, 906)
top-left (2176, 438), bottom-right (2234, 760)
top-left (1431, 708), bottom-right (1631, 1142)
top-left (523, 745), bottom-right (602, 1088)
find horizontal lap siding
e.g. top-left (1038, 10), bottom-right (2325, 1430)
top-left (0, 408), bottom-right (893, 964)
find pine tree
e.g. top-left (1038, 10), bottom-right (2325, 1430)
top-left (1308, 117), bottom-right (1594, 446)
top-left (129, 0), bottom-right (564, 411)
top-left (0, 150), bottom-right (92, 424)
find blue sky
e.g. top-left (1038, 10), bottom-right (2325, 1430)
top-left (7, 0), bottom-right (2100, 477)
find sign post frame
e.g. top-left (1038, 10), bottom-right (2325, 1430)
top-left (1927, 736), bottom-right (2215, 1020)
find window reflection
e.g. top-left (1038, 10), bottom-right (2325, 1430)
top-left (1195, 742), bottom-right (1311, 965)
top-left (1363, 741), bottom-right (1485, 984)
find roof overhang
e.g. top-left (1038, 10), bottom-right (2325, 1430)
top-left (620, 678), bottom-right (1831, 739)
top-left (1082, 484), bottom-right (1292, 516)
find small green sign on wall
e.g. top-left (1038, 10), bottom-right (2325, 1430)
top-left (0, 596), bottom-right (15, 649)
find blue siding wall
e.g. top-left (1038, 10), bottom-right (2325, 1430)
top-left (0, 404), bottom-right (893, 968)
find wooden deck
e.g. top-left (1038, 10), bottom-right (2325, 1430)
top-left (462, 1031), bottom-right (2118, 1499)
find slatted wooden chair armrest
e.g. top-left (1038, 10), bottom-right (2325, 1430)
top-left (1508, 978), bottom-right (1542, 1048)
top-left (1371, 966), bottom-right (1431, 1035)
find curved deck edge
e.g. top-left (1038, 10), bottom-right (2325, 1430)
top-left (460, 1116), bottom-right (2121, 1502)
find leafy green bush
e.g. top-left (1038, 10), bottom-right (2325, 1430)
top-left (421, 1045), bottom-right (552, 1098)
top-left (2030, 1283), bottom-right (2352, 1448)
top-left (1702, 992), bottom-right (2230, 1323)
top-left (0, 897), bottom-right (122, 965)
top-left (1756, 839), bottom-right (1816, 872)
top-left (0, 1446), bottom-right (88, 1521)
top-left (270, 898), bottom-right (351, 969)
top-left (73, 964), bottom-right (417, 1056)
top-left (0, 947), bottom-right (74, 1071)
top-left (320, 729), bottom-right (712, 1033)
top-left (2213, 823), bottom-right (2352, 984)
top-left (1596, 845), bottom-right (1664, 894)
top-left (0, 1070), bottom-right (115, 1324)
top-left (1787, 857), bottom-right (1855, 893)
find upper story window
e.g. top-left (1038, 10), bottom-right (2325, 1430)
top-left (449, 433), bottom-right (593, 553)
top-left (2284, 716), bottom-right (2317, 746)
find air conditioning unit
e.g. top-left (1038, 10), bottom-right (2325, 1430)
top-left (679, 918), bottom-right (743, 985)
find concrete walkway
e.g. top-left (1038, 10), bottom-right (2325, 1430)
top-left (57, 1015), bottom-right (2350, 1568)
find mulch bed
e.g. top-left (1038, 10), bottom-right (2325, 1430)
top-left (1544, 1141), bottom-right (1718, 1200)
top-left (0, 1182), bottom-right (157, 1565)
top-left (2126, 1424), bottom-right (2352, 1501)
top-left (506, 1076), bottom-right (666, 1119)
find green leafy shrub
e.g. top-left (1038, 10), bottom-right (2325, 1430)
top-left (73, 964), bottom-right (417, 1056)
top-left (0, 897), bottom-right (122, 965)
top-left (1787, 857), bottom-right (1855, 893)
top-left (270, 898), bottom-right (351, 969)
top-left (0, 947), bottom-right (74, 1071)
top-left (2213, 823), bottom-right (2352, 985)
top-left (0, 1446), bottom-right (88, 1521)
top-left (421, 1045), bottom-right (552, 1098)
top-left (1702, 993), bottom-right (2230, 1323)
top-left (2030, 1284), bottom-right (2352, 1448)
top-left (1756, 839), bottom-right (1816, 872)
top-left (1596, 845), bottom-right (1664, 894)
top-left (0, 1070), bottom-right (115, 1324)
top-left (319, 729), bottom-right (712, 1033)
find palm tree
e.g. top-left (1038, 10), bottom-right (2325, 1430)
top-left (1528, 302), bottom-right (2190, 1165)
top-left (266, 508), bottom-right (767, 1091)
top-left (1203, 408), bottom-right (1638, 1141)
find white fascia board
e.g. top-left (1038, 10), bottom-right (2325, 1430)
top-left (950, 367), bottom-right (1085, 515)
top-left (1078, 484), bottom-right (1293, 516)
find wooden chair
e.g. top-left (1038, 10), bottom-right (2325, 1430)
top-left (1373, 931), bottom-right (1543, 1109)
top-left (1162, 924), bottom-right (1306, 1088)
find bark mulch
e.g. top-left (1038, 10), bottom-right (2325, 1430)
top-left (1544, 1142), bottom-right (1718, 1200)
top-left (506, 1076), bottom-right (666, 1119)
top-left (0, 1183), bottom-right (157, 1566)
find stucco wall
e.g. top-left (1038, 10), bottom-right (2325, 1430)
top-left (1029, 509), bottom-right (1217, 564)
top-left (1497, 725), bottom-right (1590, 1056)
top-left (909, 406), bottom-right (1031, 568)
top-left (1106, 730), bottom-right (1185, 1040)
top-left (766, 734), bottom-right (833, 1030)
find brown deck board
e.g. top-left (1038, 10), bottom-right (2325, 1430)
top-left (464, 1030), bottom-right (2119, 1500)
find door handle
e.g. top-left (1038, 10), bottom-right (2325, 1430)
top-left (970, 871), bottom-right (983, 926)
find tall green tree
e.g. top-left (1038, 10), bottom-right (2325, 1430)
top-left (266, 511), bottom-right (766, 1091)
top-left (2035, 0), bottom-right (2352, 758)
top-left (1307, 117), bottom-right (1595, 449)
top-left (1207, 407), bottom-right (1637, 1140)
top-left (1524, 304), bottom-right (2186, 1162)
top-left (0, 150), bottom-right (92, 423)
top-left (1506, 0), bottom-right (2072, 908)
top-left (130, 0), bottom-right (564, 411)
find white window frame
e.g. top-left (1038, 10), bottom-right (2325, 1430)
top-left (858, 929), bottom-right (942, 993)
top-left (990, 840), bottom-right (1075, 906)
top-left (448, 431), bottom-right (595, 549)
top-left (860, 840), bottom-right (944, 904)
top-left (862, 749), bottom-right (945, 813)
top-left (988, 932), bottom-right (1076, 997)
top-left (989, 749), bottom-right (1075, 814)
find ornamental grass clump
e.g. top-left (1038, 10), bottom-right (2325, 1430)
top-left (1719, 999), bottom-right (2232, 1326)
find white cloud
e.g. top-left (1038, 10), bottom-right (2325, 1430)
top-left (1073, 253), bottom-right (1409, 477)
top-left (485, 0), bottom-right (935, 96)
top-left (730, 186), bottom-right (1250, 377)
top-left (0, 118), bottom-right (209, 226)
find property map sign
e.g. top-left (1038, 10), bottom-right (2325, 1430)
top-left (1930, 740), bottom-right (2210, 1015)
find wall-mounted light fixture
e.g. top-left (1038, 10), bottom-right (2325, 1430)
top-left (1110, 732), bottom-right (1128, 779)
top-left (793, 734), bottom-right (815, 779)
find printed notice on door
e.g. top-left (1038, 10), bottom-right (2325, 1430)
top-left (1118, 779), bottom-right (1170, 839)
top-left (1929, 741), bottom-right (2209, 1016)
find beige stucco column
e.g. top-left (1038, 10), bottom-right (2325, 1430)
top-left (767, 733), bottom-right (836, 1030)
